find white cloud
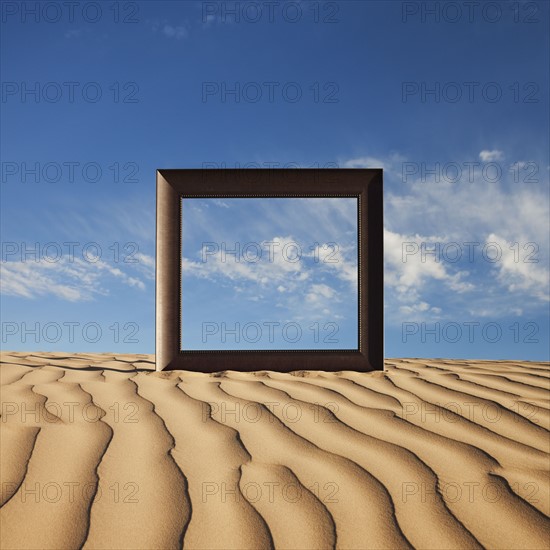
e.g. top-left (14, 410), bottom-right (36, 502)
top-left (354, 147), bottom-right (549, 322)
top-left (343, 156), bottom-right (386, 169)
top-left (134, 253), bottom-right (155, 281)
top-left (150, 18), bottom-right (190, 40)
top-left (308, 243), bottom-right (358, 286)
top-left (94, 260), bottom-right (146, 291)
top-left (162, 24), bottom-right (188, 40)
top-left (341, 152), bottom-right (405, 179)
top-left (182, 236), bottom-right (308, 291)
top-left (479, 149), bottom-right (504, 162)
top-left (486, 233), bottom-right (549, 302)
top-left (384, 229), bottom-right (473, 293)
top-left (306, 283), bottom-right (336, 302)
top-left (0, 257), bottom-right (147, 302)
top-left (399, 301), bottom-right (437, 316)
top-left (182, 233), bottom-right (357, 322)
top-left (1, 260), bottom-right (101, 302)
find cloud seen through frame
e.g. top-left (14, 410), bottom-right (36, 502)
top-left (180, 197), bottom-right (359, 350)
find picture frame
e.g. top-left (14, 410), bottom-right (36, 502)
top-left (156, 168), bottom-right (383, 372)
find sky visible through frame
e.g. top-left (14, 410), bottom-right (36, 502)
top-left (0, 1), bottom-right (548, 360)
top-left (180, 197), bottom-right (358, 350)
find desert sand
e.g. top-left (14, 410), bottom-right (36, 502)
top-left (0, 352), bottom-right (549, 550)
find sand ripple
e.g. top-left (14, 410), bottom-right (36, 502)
top-left (1, 353), bottom-right (549, 549)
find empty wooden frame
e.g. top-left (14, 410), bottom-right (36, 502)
top-left (156, 169), bottom-right (383, 372)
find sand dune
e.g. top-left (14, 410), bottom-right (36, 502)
top-left (1, 352), bottom-right (549, 549)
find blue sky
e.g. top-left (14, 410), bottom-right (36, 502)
top-left (181, 198), bottom-right (358, 350)
top-left (1, 0), bottom-right (549, 360)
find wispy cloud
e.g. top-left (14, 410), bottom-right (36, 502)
top-left (487, 233), bottom-right (549, 302)
top-left (384, 228), bottom-right (473, 321)
top-left (1, 257), bottom-right (149, 302)
top-left (150, 18), bottom-right (190, 40)
top-left (479, 149), bottom-right (504, 162)
top-left (182, 235), bottom-right (308, 286)
top-left (162, 24), bottom-right (188, 40)
top-left (182, 231), bottom-right (357, 323)
top-left (341, 152), bottom-right (406, 179)
top-left (344, 148), bottom-right (549, 322)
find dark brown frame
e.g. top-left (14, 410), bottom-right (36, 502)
top-left (156, 169), bottom-right (383, 372)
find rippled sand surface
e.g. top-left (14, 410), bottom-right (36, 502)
top-left (1, 352), bottom-right (549, 549)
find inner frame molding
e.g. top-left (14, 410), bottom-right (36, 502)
top-left (156, 168), bottom-right (383, 372)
